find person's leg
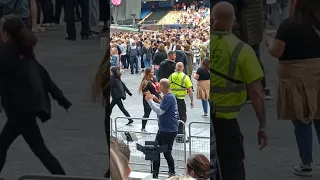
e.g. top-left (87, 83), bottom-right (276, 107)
top-left (78, 0), bottom-right (90, 38)
top-left (142, 105), bottom-right (152, 130)
top-left (115, 99), bottom-right (133, 123)
top-left (89, 0), bottom-right (100, 33)
top-left (54, 0), bottom-right (65, 24)
top-left (134, 56), bottom-right (139, 74)
top-left (109, 99), bottom-right (117, 116)
top-left (162, 132), bottom-right (177, 176)
top-left (292, 120), bottom-right (314, 176)
top-left (0, 121), bottom-right (21, 172)
top-left (64, 0), bottom-right (76, 39)
top-left (201, 99), bottom-right (208, 115)
top-left (177, 99), bottom-right (187, 135)
top-left (30, 0), bottom-right (39, 31)
top-left (313, 120), bottom-right (320, 145)
top-left (213, 118), bottom-right (245, 180)
top-left (130, 57), bottom-right (134, 74)
top-left (36, 0), bottom-right (42, 24)
top-left (47, 0), bottom-right (54, 24)
top-left (22, 115), bottom-right (65, 174)
top-left (152, 131), bottom-right (161, 178)
top-left (121, 54), bottom-right (127, 69)
top-left (137, 56), bottom-right (142, 73)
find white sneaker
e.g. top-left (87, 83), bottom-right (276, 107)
top-left (293, 164), bottom-right (313, 177)
top-left (202, 114), bottom-right (208, 118)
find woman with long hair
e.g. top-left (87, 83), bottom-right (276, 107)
top-left (138, 68), bottom-right (160, 132)
top-left (92, 46), bottom-right (110, 177)
top-left (0, 15), bottom-right (71, 174)
top-left (193, 58), bottom-right (210, 118)
top-left (141, 40), bottom-right (153, 69)
top-left (110, 67), bottom-right (133, 125)
top-left (266, 0), bottom-right (320, 177)
top-left (185, 154), bottom-right (210, 180)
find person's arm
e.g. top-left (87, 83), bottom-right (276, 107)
top-left (147, 98), bottom-right (165, 115)
top-left (240, 46), bottom-right (266, 129)
top-left (185, 76), bottom-right (194, 107)
top-left (266, 21), bottom-right (289, 58)
top-left (123, 82), bottom-right (132, 96)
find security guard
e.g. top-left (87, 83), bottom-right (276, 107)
top-left (211, 2), bottom-right (268, 180)
top-left (169, 62), bottom-right (193, 143)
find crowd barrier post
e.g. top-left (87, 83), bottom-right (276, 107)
top-left (114, 117), bottom-right (187, 170)
top-left (17, 174), bottom-right (108, 180)
top-left (188, 121), bottom-right (210, 158)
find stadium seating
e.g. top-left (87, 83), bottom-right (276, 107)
top-left (157, 11), bottom-right (182, 25)
top-left (140, 9), bottom-right (151, 19)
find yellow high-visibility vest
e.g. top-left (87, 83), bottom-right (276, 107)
top-left (169, 72), bottom-right (189, 100)
top-left (210, 32), bottom-right (247, 119)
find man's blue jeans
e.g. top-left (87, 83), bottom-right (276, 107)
top-left (292, 120), bottom-right (320, 165)
top-left (129, 56), bottom-right (138, 74)
top-left (143, 55), bottom-right (151, 68)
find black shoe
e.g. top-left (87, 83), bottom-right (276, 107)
top-left (65, 36), bottom-right (76, 41)
top-left (81, 35), bottom-right (89, 40)
top-left (126, 120), bottom-right (134, 125)
top-left (152, 173), bottom-right (158, 179)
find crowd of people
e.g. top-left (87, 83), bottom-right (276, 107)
top-left (0, 0), bottom-right (110, 40)
top-left (177, 6), bottom-right (209, 26)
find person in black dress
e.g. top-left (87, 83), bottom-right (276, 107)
top-left (0, 15), bottom-right (71, 174)
top-left (138, 68), bottom-right (160, 132)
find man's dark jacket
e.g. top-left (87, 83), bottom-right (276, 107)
top-left (153, 49), bottom-right (168, 65)
top-left (110, 75), bottom-right (132, 100)
top-left (0, 43), bottom-right (71, 122)
top-left (158, 60), bottom-right (176, 80)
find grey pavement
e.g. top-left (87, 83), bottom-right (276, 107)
top-left (111, 70), bottom-right (210, 174)
top-left (240, 44), bottom-right (320, 180)
top-left (0, 26), bottom-right (108, 180)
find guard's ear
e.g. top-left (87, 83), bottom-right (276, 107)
top-left (125, 166), bottom-right (131, 178)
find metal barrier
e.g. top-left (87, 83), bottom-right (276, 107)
top-left (188, 122), bottom-right (210, 159)
top-left (114, 117), bottom-right (187, 170)
top-left (17, 174), bottom-right (108, 180)
top-left (110, 118), bottom-right (113, 136)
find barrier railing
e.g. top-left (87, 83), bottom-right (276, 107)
top-left (188, 121), bottom-right (210, 159)
top-left (110, 118), bottom-right (113, 136)
top-left (17, 174), bottom-right (108, 180)
top-left (114, 116), bottom-right (187, 171)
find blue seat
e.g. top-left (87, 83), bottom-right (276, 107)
top-left (140, 9), bottom-right (151, 19)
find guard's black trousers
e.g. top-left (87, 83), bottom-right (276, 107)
top-left (0, 114), bottom-right (65, 174)
top-left (213, 117), bottom-right (245, 180)
top-left (177, 99), bottom-right (187, 135)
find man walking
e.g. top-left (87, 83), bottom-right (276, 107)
top-left (146, 78), bottom-right (178, 179)
top-left (169, 62), bottom-right (193, 143)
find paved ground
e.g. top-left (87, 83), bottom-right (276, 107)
top-left (240, 44), bottom-right (320, 180)
top-left (110, 69), bottom-right (210, 175)
top-left (0, 26), bottom-right (108, 180)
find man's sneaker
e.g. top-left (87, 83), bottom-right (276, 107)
top-left (202, 114), bottom-right (209, 118)
top-left (141, 128), bottom-right (147, 133)
top-left (293, 164), bottom-right (313, 177)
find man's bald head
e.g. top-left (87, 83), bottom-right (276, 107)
top-left (176, 62), bottom-right (184, 71)
top-left (160, 78), bottom-right (170, 91)
top-left (211, 2), bottom-right (235, 31)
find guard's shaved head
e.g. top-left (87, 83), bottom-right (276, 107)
top-left (176, 62), bottom-right (184, 71)
top-left (211, 2), bottom-right (235, 31)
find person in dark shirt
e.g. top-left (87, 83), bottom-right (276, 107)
top-left (145, 78), bottom-right (178, 178)
top-left (138, 68), bottom-right (160, 132)
top-left (153, 43), bottom-right (168, 80)
top-left (110, 67), bottom-right (134, 125)
top-left (0, 15), bottom-right (70, 174)
top-left (158, 51), bottom-right (176, 80)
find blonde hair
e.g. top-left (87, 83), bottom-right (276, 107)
top-left (111, 47), bottom-right (118, 55)
top-left (144, 40), bottom-right (151, 49)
